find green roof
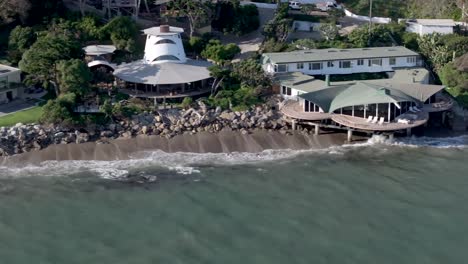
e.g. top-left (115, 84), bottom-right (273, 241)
top-left (274, 72), bottom-right (326, 93)
top-left (299, 82), bottom-right (419, 113)
top-left (262, 46), bottom-right (419, 64)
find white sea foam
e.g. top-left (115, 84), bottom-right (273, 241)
top-left (0, 135), bottom-right (466, 179)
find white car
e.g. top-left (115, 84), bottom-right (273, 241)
top-left (289, 1), bottom-right (301, 10)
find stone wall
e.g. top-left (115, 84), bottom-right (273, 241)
top-left (0, 100), bottom-right (296, 157)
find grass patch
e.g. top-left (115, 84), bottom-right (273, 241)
top-left (0, 106), bottom-right (43, 127)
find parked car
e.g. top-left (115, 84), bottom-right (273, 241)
top-left (289, 1), bottom-right (301, 10)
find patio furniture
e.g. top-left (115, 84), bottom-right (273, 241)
top-left (366, 116), bottom-right (373, 123)
top-left (371, 116), bottom-right (379, 124)
top-left (378, 117), bottom-right (385, 125)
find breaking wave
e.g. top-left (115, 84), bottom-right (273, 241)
top-left (0, 135), bottom-right (466, 179)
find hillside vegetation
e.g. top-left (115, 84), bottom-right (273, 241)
top-left (338, 0), bottom-right (464, 20)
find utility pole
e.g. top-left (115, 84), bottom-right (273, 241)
top-left (368, 0), bottom-right (373, 46)
top-left (368, 0), bottom-right (373, 34)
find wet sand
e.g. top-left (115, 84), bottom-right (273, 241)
top-left (0, 131), bottom-right (358, 165)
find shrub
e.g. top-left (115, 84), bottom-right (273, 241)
top-left (181, 97), bottom-right (193, 109)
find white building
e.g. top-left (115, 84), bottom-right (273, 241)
top-left (113, 25), bottom-right (212, 100)
top-left (0, 64), bottom-right (23, 104)
top-left (402, 19), bottom-right (456, 36)
top-left (142, 26), bottom-right (187, 64)
top-left (261, 46), bottom-right (422, 76)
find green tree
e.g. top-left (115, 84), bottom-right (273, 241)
top-left (417, 33), bottom-right (452, 71)
top-left (441, 34), bottom-right (468, 58)
top-left (100, 99), bottom-right (113, 119)
top-left (8, 26), bottom-right (36, 64)
top-left (165, 0), bottom-right (211, 37)
top-left (19, 34), bottom-right (83, 96)
top-left (231, 59), bottom-right (271, 88)
top-left (76, 16), bottom-right (102, 41)
top-left (40, 93), bottom-right (77, 125)
top-left (181, 97), bottom-right (193, 109)
top-left (0, 0), bottom-right (31, 25)
top-left (100, 16), bottom-right (138, 50)
top-left (212, 1), bottom-right (259, 35)
top-left (208, 64), bottom-right (231, 95)
top-left (189, 36), bottom-right (206, 54)
top-left (439, 61), bottom-right (468, 106)
top-left (201, 40), bottom-right (240, 63)
top-left (291, 39), bottom-right (317, 50)
top-left (56, 59), bottom-right (92, 97)
top-left (262, 2), bottom-right (292, 42)
top-left (318, 23), bottom-right (338, 41)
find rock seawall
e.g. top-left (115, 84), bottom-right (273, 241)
top-left (0, 102), bottom-right (301, 157)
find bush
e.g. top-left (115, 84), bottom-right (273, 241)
top-left (188, 36), bottom-right (206, 54)
top-left (201, 40), bottom-right (240, 63)
top-left (208, 84), bottom-right (262, 110)
top-left (181, 97), bottom-right (193, 109)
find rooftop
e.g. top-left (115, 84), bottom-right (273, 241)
top-left (83, 45), bottom-right (116, 56)
top-left (113, 59), bottom-right (212, 85)
top-left (406, 19), bottom-right (456, 26)
top-left (0, 64), bottom-right (20, 76)
top-left (390, 67), bottom-right (430, 83)
top-left (142, 26), bottom-right (184, 36)
top-left (262, 46), bottom-right (419, 64)
top-left (299, 82), bottom-right (419, 113)
top-left (275, 72), bottom-right (326, 93)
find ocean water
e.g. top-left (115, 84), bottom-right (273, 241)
top-left (0, 136), bottom-right (468, 264)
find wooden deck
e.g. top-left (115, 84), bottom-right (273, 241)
top-left (422, 93), bottom-right (454, 112)
top-left (331, 112), bottom-right (429, 131)
top-left (120, 88), bottom-right (211, 99)
top-left (280, 101), bottom-right (330, 121)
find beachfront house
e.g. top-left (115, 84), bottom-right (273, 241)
top-left (113, 25), bottom-right (212, 103)
top-left (261, 46), bottom-right (423, 76)
top-left (400, 19), bottom-right (456, 36)
top-left (278, 71), bottom-right (454, 137)
top-left (0, 64), bottom-right (23, 105)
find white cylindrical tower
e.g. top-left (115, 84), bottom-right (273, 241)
top-left (143, 25), bottom-right (187, 64)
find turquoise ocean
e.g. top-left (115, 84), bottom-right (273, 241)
top-left (0, 135), bottom-right (467, 264)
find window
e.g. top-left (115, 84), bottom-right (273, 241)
top-left (282, 86), bottom-right (286, 94)
top-left (327, 61), bottom-right (334, 68)
top-left (286, 87), bottom-right (292, 96)
top-left (357, 59), bottom-right (364, 66)
top-left (155, 39), bottom-right (176, 45)
top-left (297, 63), bottom-right (304, 69)
top-left (339, 61), bottom-right (351, 68)
top-left (369, 58), bottom-right (382, 66)
top-left (309, 62), bottom-right (322, 70)
top-left (389, 57), bottom-right (396, 65)
top-left (407, 56), bottom-right (416, 64)
top-left (274, 64), bottom-right (288, 72)
top-left (153, 55), bottom-right (180, 62)
top-left (304, 100), bottom-right (310, 112)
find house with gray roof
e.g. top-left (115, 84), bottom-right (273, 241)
top-left (262, 46), bottom-right (422, 76)
top-left (0, 64), bottom-right (23, 105)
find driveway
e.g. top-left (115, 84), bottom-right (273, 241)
top-left (0, 100), bottom-right (36, 117)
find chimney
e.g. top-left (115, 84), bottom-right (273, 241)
top-left (325, 74), bottom-right (331, 86)
top-left (160, 25), bottom-right (170, 33)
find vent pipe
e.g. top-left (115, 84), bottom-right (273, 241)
top-left (160, 25), bottom-right (170, 33)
